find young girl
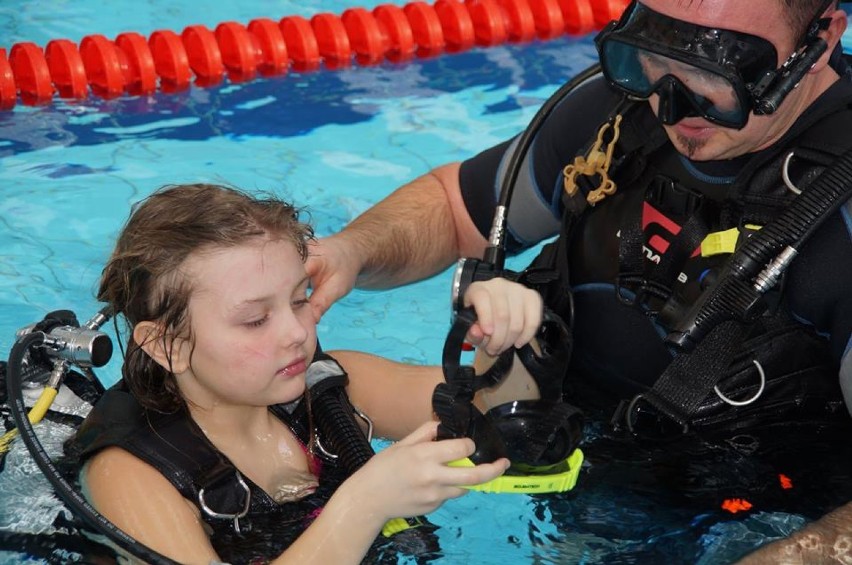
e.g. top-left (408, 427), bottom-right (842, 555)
top-left (71, 183), bottom-right (543, 565)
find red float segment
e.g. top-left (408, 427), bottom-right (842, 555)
top-left (80, 35), bottom-right (125, 99)
top-left (590, 0), bottom-right (629, 26)
top-left (312, 13), bottom-right (352, 68)
top-left (115, 32), bottom-right (157, 96)
top-left (280, 16), bottom-right (320, 71)
top-left (182, 25), bottom-right (224, 85)
top-left (373, 4), bottom-right (416, 62)
top-left (434, 0), bottom-right (475, 53)
top-left (216, 22), bottom-right (260, 81)
top-left (528, 0), bottom-right (565, 39)
top-left (404, 2), bottom-right (445, 57)
top-left (0, 49), bottom-right (16, 110)
top-left (149, 29), bottom-right (192, 91)
top-left (559, 0), bottom-right (596, 35)
top-left (342, 8), bottom-right (388, 65)
top-left (45, 39), bottom-right (88, 99)
top-left (10, 42), bottom-right (55, 105)
top-left (499, 0), bottom-right (537, 43)
top-left (248, 18), bottom-right (289, 76)
top-left (466, 0), bottom-right (508, 47)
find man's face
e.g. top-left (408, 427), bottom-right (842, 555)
top-left (639, 0), bottom-right (821, 161)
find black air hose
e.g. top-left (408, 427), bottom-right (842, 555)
top-left (308, 375), bottom-right (375, 474)
top-left (6, 332), bottom-right (178, 565)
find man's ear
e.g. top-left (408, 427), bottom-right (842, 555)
top-left (813, 8), bottom-right (848, 72)
top-left (133, 321), bottom-right (190, 374)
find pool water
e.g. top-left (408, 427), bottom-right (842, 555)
top-left (0, 1), bottom-right (847, 564)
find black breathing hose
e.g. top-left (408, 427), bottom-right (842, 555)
top-left (484, 63), bottom-right (604, 269)
top-left (6, 332), bottom-right (178, 565)
top-left (309, 379), bottom-right (376, 474)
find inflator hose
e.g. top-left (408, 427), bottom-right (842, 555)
top-left (5, 332), bottom-right (178, 565)
top-left (669, 145), bottom-right (852, 349)
top-left (485, 62), bottom-right (603, 268)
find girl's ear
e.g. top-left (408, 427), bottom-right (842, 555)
top-left (133, 321), bottom-right (190, 374)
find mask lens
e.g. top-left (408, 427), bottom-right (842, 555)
top-left (600, 39), bottom-right (749, 127)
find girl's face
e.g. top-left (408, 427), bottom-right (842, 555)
top-left (175, 237), bottom-right (317, 409)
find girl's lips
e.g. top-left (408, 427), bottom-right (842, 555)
top-left (278, 358), bottom-right (307, 377)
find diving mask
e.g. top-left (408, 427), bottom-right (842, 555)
top-left (595, 1), bottom-right (830, 129)
top-left (433, 306), bottom-right (584, 494)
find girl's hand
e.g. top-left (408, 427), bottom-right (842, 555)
top-left (462, 278), bottom-right (543, 356)
top-left (344, 421), bottom-right (509, 521)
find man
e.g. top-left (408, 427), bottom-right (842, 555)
top-left (307, 0), bottom-right (852, 561)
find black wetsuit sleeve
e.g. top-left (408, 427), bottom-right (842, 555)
top-left (458, 73), bottom-right (623, 253)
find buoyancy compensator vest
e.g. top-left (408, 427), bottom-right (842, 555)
top-left (523, 77), bottom-right (852, 436)
top-left (65, 350), bottom-right (371, 565)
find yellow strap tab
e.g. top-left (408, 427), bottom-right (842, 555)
top-left (700, 224), bottom-right (761, 257)
top-left (447, 449), bottom-right (584, 494)
top-left (381, 517), bottom-right (413, 537)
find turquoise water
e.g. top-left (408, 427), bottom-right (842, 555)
top-left (0, 1), bottom-right (840, 563)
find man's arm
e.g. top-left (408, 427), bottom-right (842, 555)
top-left (307, 162), bottom-right (488, 318)
top-left (736, 502), bottom-right (852, 564)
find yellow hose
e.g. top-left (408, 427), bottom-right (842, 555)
top-left (0, 386), bottom-right (58, 454)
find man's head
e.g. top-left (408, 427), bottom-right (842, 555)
top-left (597, 0), bottom-right (847, 160)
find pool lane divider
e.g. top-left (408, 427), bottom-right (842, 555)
top-left (0, 0), bottom-right (628, 110)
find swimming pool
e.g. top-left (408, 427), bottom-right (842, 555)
top-left (0, 1), bottom-right (847, 563)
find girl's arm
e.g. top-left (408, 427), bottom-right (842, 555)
top-left (83, 447), bottom-right (221, 564)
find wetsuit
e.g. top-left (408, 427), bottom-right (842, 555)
top-left (459, 60), bottom-right (852, 427)
top-left (458, 55), bottom-right (852, 515)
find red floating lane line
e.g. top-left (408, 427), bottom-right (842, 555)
top-left (373, 4), bottom-right (416, 62)
top-left (45, 39), bottom-right (89, 99)
top-left (149, 29), bottom-right (192, 91)
top-left (0, 0), bottom-right (616, 108)
top-left (80, 35), bottom-right (126, 99)
top-left (590, 0), bottom-right (629, 27)
top-left (405, 2), bottom-right (445, 58)
top-left (280, 15), bottom-right (320, 71)
top-left (9, 42), bottom-right (54, 105)
top-left (115, 32), bottom-right (157, 96)
top-left (248, 18), bottom-right (289, 76)
top-left (0, 48), bottom-right (16, 109)
top-left (500, 0), bottom-right (537, 43)
top-left (559, 0), bottom-right (596, 35)
top-left (342, 8), bottom-right (388, 66)
top-left (434, 0), bottom-right (475, 53)
top-left (182, 25), bottom-right (225, 85)
top-left (528, 0), bottom-right (565, 39)
top-left (466, 0), bottom-right (508, 47)
top-left (312, 13), bottom-right (352, 69)
top-left (216, 21), bottom-right (260, 82)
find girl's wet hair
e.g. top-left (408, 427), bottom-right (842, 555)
top-left (98, 183), bottom-right (314, 412)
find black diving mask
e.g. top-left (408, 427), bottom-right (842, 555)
top-left (595, 1), bottom-right (831, 129)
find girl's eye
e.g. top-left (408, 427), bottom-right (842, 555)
top-left (292, 297), bottom-right (310, 309)
top-left (245, 315), bottom-right (269, 328)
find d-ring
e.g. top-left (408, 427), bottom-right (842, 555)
top-left (714, 359), bottom-right (766, 407)
top-left (782, 152), bottom-right (802, 195)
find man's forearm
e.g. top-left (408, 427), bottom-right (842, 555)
top-left (344, 167), bottom-right (471, 289)
top-left (737, 502), bottom-right (852, 564)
